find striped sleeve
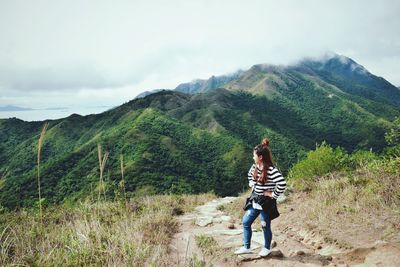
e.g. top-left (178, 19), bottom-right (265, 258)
top-left (268, 167), bottom-right (286, 199)
top-left (247, 164), bottom-right (256, 188)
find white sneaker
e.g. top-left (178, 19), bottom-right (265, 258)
top-left (234, 246), bottom-right (252, 254)
top-left (259, 247), bottom-right (271, 257)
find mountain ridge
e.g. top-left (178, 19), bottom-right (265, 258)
top-left (1, 54), bottom-right (399, 209)
top-left (0, 105), bottom-right (33, 112)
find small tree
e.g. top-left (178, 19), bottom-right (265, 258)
top-left (385, 117), bottom-right (400, 146)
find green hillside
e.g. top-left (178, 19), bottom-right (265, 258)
top-left (0, 89), bottom-right (309, 209)
top-left (1, 55), bottom-right (400, 209)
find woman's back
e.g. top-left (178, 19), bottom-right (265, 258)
top-left (247, 164), bottom-right (286, 199)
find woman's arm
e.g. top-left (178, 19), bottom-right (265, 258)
top-left (247, 164), bottom-right (256, 188)
top-left (267, 167), bottom-right (286, 199)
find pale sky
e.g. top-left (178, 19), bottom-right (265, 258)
top-left (0, 0), bottom-right (399, 121)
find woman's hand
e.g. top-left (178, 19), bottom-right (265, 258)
top-left (263, 191), bottom-right (273, 197)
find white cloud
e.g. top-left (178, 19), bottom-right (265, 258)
top-left (0, 0), bottom-right (399, 120)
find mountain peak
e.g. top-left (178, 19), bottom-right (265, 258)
top-left (134, 89), bottom-right (170, 99)
top-left (174, 70), bottom-right (244, 94)
top-left (300, 53), bottom-right (369, 76)
top-left (250, 63), bottom-right (286, 73)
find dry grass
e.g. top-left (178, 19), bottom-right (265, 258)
top-left (195, 235), bottom-right (219, 257)
top-left (120, 154), bottom-right (127, 202)
top-left (97, 144), bottom-right (109, 201)
top-left (220, 189), bottom-right (250, 221)
top-left (37, 122), bottom-right (49, 226)
top-left (0, 193), bottom-right (215, 267)
top-left (310, 159), bottom-right (400, 219)
top-left (284, 157), bottom-right (400, 248)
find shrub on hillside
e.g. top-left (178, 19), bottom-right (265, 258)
top-left (347, 149), bottom-right (378, 169)
top-left (385, 116), bottom-right (400, 146)
top-left (288, 142), bottom-right (347, 190)
top-left (383, 116), bottom-right (400, 157)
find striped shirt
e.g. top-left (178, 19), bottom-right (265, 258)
top-left (248, 164), bottom-right (286, 199)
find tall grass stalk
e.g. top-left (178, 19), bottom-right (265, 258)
top-left (120, 154), bottom-right (127, 203)
top-left (37, 122), bottom-right (48, 226)
top-left (97, 144), bottom-right (108, 201)
top-left (1, 167), bottom-right (9, 180)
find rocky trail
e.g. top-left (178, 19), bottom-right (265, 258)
top-left (168, 197), bottom-right (400, 267)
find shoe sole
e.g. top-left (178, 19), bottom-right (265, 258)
top-left (234, 251), bottom-right (252, 255)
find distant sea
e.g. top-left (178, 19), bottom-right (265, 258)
top-left (0, 106), bottom-right (112, 122)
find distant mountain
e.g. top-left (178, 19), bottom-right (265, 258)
top-left (44, 107), bottom-right (68, 111)
top-left (135, 89), bottom-right (169, 99)
top-left (221, 54), bottom-right (400, 138)
top-left (1, 54), bottom-right (399, 209)
top-left (0, 105), bottom-right (33, 112)
top-left (298, 55), bottom-right (400, 106)
top-left (0, 105), bottom-right (69, 112)
top-left (179, 54), bottom-right (400, 108)
top-left (134, 70), bottom-right (244, 98)
top-left (174, 70), bottom-right (244, 94)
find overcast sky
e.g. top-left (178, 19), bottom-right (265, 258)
top-left (0, 0), bottom-right (399, 121)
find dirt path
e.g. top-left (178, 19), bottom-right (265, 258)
top-left (168, 197), bottom-right (400, 266)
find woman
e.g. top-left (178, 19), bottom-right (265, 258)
top-left (234, 138), bottom-right (286, 257)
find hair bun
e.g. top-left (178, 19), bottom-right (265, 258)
top-left (261, 138), bottom-right (270, 146)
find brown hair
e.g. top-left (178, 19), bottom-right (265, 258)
top-left (252, 138), bottom-right (274, 184)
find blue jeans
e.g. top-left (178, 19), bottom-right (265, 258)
top-left (242, 206), bottom-right (272, 249)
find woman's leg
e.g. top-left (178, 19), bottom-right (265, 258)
top-left (260, 210), bottom-right (272, 249)
top-left (242, 207), bottom-right (260, 249)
